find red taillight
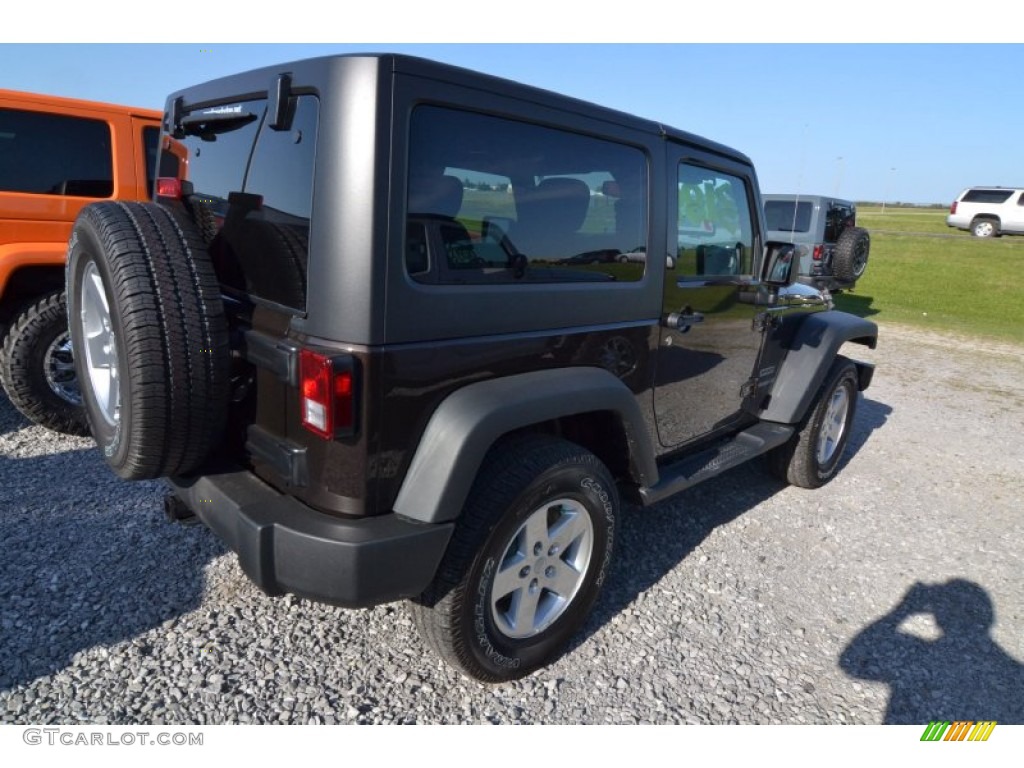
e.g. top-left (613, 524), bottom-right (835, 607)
top-left (333, 369), bottom-right (355, 431)
top-left (300, 349), bottom-right (357, 439)
top-left (950, 201), bottom-right (958, 214)
top-left (812, 245), bottom-right (824, 261)
top-left (156, 177), bottom-right (182, 198)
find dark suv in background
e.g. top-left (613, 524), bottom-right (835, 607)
top-left (763, 194), bottom-right (870, 292)
top-left (66, 55), bottom-right (877, 682)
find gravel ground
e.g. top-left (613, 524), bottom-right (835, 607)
top-left (1, 322), bottom-right (1022, 725)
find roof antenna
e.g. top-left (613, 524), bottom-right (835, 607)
top-left (788, 123), bottom-right (809, 241)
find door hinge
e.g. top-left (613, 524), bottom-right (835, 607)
top-left (752, 312), bottom-right (774, 333)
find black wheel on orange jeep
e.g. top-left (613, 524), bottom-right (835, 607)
top-left (0, 290), bottom-right (90, 435)
top-left (409, 434), bottom-right (618, 682)
top-left (66, 201), bottom-right (230, 480)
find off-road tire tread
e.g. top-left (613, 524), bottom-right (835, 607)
top-left (70, 201), bottom-right (228, 479)
top-left (409, 433), bottom-right (617, 682)
top-left (0, 290), bottom-right (90, 435)
top-left (832, 226), bottom-right (870, 282)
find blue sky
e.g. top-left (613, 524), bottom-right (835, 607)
top-left (3, 42), bottom-right (1020, 205)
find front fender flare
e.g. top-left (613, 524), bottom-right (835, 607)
top-left (393, 367), bottom-right (657, 524)
top-left (760, 310), bottom-right (877, 424)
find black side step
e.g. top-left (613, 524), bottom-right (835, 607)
top-left (638, 423), bottom-right (794, 506)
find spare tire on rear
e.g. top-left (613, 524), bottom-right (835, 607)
top-left (67, 201), bottom-right (229, 480)
top-left (832, 226), bottom-right (871, 282)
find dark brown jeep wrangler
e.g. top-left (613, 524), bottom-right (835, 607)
top-left (66, 54), bottom-right (877, 682)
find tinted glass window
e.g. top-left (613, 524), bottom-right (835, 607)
top-left (677, 164), bottom-right (754, 277)
top-left (0, 108), bottom-right (113, 197)
top-left (166, 96), bottom-right (319, 313)
top-left (143, 126), bottom-right (159, 198)
top-left (165, 99), bottom-right (264, 211)
top-left (962, 189), bottom-right (1013, 204)
top-left (824, 203), bottom-right (855, 243)
top-left (764, 200), bottom-right (813, 233)
top-left (407, 106), bottom-right (647, 284)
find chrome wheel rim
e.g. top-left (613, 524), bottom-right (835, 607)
top-left (80, 262), bottom-right (120, 426)
top-left (489, 498), bottom-right (594, 639)
top-left (853, 244), bottom-right (868, 277)
top-left (975, 222), bottom-right (994, 237)
top-left (817, 385), bottom-right (850, 465)
top-left (44, 331), bottom-right (81, 405)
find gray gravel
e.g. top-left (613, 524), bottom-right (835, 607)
top-left (2, 322), bottom-right (1022, 724)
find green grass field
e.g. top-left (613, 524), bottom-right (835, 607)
top-left (832, 207), bottom-right (1024, 343)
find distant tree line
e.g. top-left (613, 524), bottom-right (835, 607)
top-left (856, 201), bottom-right (948, 209)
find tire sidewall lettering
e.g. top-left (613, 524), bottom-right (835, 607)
top-left (581, 474), bottom-right (615, 587)
top-left (471, 556), bottom-right (521, 671)
top-left (467, 462), bottom-right (617, 676)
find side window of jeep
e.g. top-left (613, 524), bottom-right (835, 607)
top-left (405, 105), bottom-right (647, 284)
top-left (164, 95), bottom-right (319, 313)
top-left (676, 164), bottom-right (754, 277)
top-left (0, 108), bottom-right (113, 197)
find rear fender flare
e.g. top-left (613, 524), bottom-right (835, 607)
top-left (393, 367), bottom-right (657, 524)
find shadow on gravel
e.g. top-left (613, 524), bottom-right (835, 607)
top-left (838, 397), bottom-right (892, 473)
top-left (0, 407), bottom-right (224, 692)
top-left (0, 393), bottom-right (30, 437)
top-left (832, 292), bottom-right (880, 319)
top-left (840, 580), bottom-right (1024, 724)
top-left (567, 393), bottom-right (893, 662)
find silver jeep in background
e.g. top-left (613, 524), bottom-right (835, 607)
top-left (763, 194), bottom-right (870, 292)
top-left (946, 186), bottom-right (1024, 238)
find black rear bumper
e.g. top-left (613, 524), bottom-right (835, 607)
top-left (167, 469), bottom-right (454, 608)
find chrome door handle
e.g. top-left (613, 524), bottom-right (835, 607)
top-left (664, 310), bottom-right (705, 332)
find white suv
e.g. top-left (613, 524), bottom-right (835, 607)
top-left (946, 187), bottom-right (1024, 237)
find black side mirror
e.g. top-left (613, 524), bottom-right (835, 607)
top-left (762, 241), bottom-right (798, 286)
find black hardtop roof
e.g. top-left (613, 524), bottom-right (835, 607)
top-left (167, 52), bottom-right (752, 167)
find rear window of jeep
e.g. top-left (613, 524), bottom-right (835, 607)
top-left (0, 108), bottom-right (113, 197)
top-left (764, 200), bottom-right (813, 233)
top-left (162, 96), bottom-right (319, 313)
top-left (406, 105), bottom-right (647, 284)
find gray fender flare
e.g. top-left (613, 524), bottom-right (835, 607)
top-left (760, 310), bottom-right (878, 424)
top-left (393, 367), bottom-right (658, 524)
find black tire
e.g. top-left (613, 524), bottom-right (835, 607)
top-left (832, 227), bottom-right (871, 282)
top-left (971, 218), bottom-right (999, 238)
top-left (0, 291), bottom-right (89, 435)
top-left (409, 434), bottom-right (619, 682)
top-left (66, 201), bottom-right (229, 480)
top-left (767, 356), bottom-right (859, 489)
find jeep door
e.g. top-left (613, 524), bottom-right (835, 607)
top-left (653, 151), bottom-right (766, 448)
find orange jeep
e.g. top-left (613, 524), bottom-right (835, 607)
top-left (0, 89), bottom-right (182, 433)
